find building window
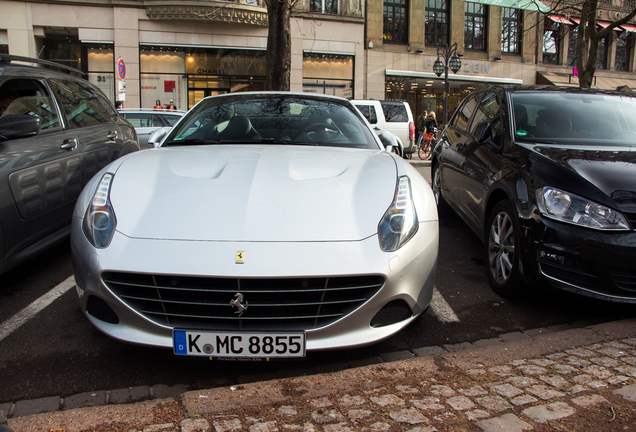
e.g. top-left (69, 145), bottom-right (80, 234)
top-left (384, 0), bottom-right (408, 43)
top-left (543, 17), bottom-right (560, 64)
top-left (310, 0), bottom-right (338, 14)
top-left (615, 31), bottom-right (633, 71)
top-left (502, 8), bottom-right (522, 54)
top-left (303, 53), bottom-right (354, 98)
top-left (465, 2), bottom-right (487, 50)
top-left (596, 35), bottom-right (608, 69)
top-left (425, 0), bottom-right (449, 46)
top-left (568, 27), bottom-right (578, 66)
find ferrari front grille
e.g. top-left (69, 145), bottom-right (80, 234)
top-left (101, 272), bottom-right (385, 331)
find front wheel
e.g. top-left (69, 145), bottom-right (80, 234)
top-left (418, 142), bottom-right (432, 160)
top-left (485, 200), bottom-right (527, 297)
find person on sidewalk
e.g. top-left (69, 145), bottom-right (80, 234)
top-left (425, 111), bottom-right (438, 134)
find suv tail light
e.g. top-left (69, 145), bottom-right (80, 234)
top-left (409, 122), bottom-right (415, 141)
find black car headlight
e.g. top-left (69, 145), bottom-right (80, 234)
top-left (378, 176), bottom-right (418, 252)
top-left (536, 187), bottom-right (630, 231)
top-left (83, 173), bottom-right (117, 248)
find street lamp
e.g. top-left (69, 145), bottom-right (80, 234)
top-left (433, 42), bottom-right (462, 127)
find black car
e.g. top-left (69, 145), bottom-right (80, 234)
top-left (432, 85), bottom-right (636, 303)
top-left (0, 54), bottom-right (139, 275)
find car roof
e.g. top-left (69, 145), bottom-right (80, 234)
top-left (483, 84), bottom-right (636, 99)
top-left (0, 54), bottom-right (85, 79)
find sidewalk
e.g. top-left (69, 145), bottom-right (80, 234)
top-left (4, 318), bottom-right (636, 431)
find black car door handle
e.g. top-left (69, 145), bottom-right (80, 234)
top-left (60, 138), bottom-right (77, 150)
top-left (107, 131), bottom-right (118, 140)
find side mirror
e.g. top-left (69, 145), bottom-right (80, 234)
top-left (379, 130), bottom-right (398, 152)
top-left (148, 127), bottom-right (171, 148)
top-left (474, 121), bottom-right (492, 143)
top-left (0, 115), bottom-right (41, 141)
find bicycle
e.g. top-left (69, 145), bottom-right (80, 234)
top-left (417, 129), bottom-right (437, 160)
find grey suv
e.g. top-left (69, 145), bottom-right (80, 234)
top-left (0, 54), bottom-right (139, 275)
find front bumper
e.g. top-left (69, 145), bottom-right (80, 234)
top-left (520, 216), bottom-right (636, 303)
top-left (71, 218), bottom-right (438, 351)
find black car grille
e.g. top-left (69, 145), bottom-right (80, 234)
top-left (538, 261), bottom-right (599, 291)
top-left (102, 272), bottom-right (385, 331)
top-left (608, 267), bottom-right (636, 292)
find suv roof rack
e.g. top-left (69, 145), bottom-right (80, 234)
top-left (0, 54), bottom-right (85, 77)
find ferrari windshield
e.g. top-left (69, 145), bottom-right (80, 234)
top-left (164, 93), bottom-right (380, 149)
top-left (511, 91), bottom-right (636, 146)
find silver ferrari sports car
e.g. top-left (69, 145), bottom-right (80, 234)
top-left (71, 92), bottom-right (438, 359)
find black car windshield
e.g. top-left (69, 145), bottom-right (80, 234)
top-left (163, 94), bottom-right (380, 149)
top-left (511, 92), bottom-right (636, 146)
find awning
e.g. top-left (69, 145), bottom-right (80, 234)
top-left (548, 15), bottom-right (572, 25)
top-left (569, 18), bottom-right (620, 31)
top-left (457, 0), bottom-right (551, 13)
top-left (537, 71), bottom-right (636, 91)
top-left (620, 24), bottom-right (636, 32)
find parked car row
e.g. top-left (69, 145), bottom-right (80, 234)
top-left (2, 54), bottom-right (634, 361)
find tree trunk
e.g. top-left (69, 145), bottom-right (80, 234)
top-left (265, 0), bottom-right (292, 91)
top-left (577, 0), bottom-right (595, 88)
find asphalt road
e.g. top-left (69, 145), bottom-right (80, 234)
top-left (1, 160), bottom-right (635, 404)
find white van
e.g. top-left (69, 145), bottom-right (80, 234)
top-left (352, 100), bottom-right (415, 158)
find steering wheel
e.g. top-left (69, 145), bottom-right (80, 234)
top-left (298, 123), bottom-right (341, 142)
top-left (607, 130), bottom-right (636, 140)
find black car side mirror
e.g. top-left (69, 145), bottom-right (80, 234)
top-left (474, 121), bottom-right (492, 143)
top-left (0, 115), bottom-right (41, 141)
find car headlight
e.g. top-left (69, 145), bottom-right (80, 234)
top-left (536, 187), bottom-right (630, 231)
top-left (83, 173), bottom-right (117, 248)
top-left (378, 176), bottom-right (418, 252)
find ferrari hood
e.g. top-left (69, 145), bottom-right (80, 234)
top-left (109, 145), bottom-right (398, 242)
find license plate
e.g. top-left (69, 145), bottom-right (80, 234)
top-left (173, 330), bottom-right (306, 359)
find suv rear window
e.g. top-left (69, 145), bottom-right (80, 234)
top-left (381, 102), bottom-right (408, 122)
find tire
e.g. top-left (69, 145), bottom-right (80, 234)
top-left (431, 162), bottom-right (451, 216)
top-left (418, 142), bottom-right (432, 160)
top-left (391, 145), bottom-right (402, 157)
top-left (485, 200), bottom-right (527, 297)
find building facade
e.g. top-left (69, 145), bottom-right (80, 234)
top-left (2, 0), bottom-right (636, 121)
top-left (0, 0), bottom-right (364, 109)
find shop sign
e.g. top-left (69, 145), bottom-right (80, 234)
top-left (423, 58), bottom-right (491, 74)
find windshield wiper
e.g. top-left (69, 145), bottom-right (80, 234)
top-left (162, 139), bottom-right (219, 147)
top-left (216, 138), bottom-right (319, 146)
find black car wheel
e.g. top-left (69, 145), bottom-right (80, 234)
top-left (485, 200), bottom-right (526, 297)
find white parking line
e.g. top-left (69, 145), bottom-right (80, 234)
top-left (430, 287), bottom-right (460, 323)
top-left (0, 275), bottom-right (76, 343)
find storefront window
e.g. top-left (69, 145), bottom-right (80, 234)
top-left (502, 8), bottom-right (522, 54)
top-left (597, 35), bottom-right (608, 69)
top-left (465, 2), bottom-right (487, 51)
top-left (43, 33), bottom-right (81, 70)
top-left (303, 53), bottom-right (354, 98)
top-left (425, 0), bottom-right (449, 47)
top-left (568, 27), bottom-right (578, 66)
top-left (543, 17), bottom-right (560, 64)
top-left (615, 31), bottom-right (633, 71)
top-left (383, 0), bottom-right (408, 43)
top-left (141, 46), bottom-right (266, 110)
top-left (86, 45), bottom-right (114, 102)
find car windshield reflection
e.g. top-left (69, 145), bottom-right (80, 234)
top-left (164, 94), bottom-right (379, 149)
top-left (511, 92), bottom-right (636, 145)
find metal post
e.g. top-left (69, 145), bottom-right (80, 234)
top-left (433, 42), bottom-right (462, 129)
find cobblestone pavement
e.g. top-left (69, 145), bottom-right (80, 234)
top-left (5, 318), bottom-right (636, 431)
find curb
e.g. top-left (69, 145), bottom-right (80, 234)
top-left (6, 317), bottom-right (636, 431)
